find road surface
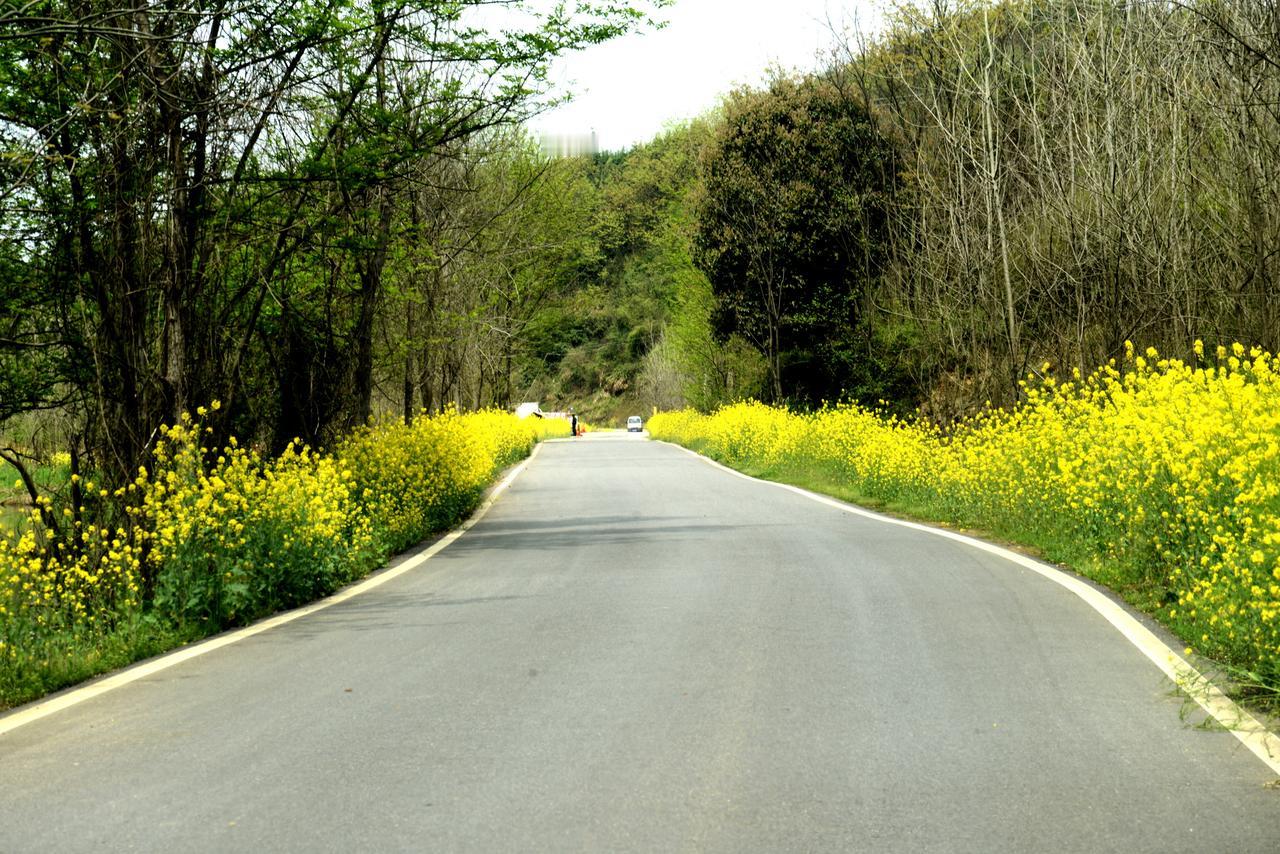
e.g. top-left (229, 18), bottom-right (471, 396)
top-left (2, 434), bottom-right (1278, 851)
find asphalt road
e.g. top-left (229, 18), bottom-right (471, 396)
top-left (2, 434), bottom-right (1278, 852)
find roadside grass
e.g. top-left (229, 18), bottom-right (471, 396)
top-left (0, 504), bottom-right (23, 535)
top-left (0, 617), bottom-right (199, 710)
top-left (0, 456), bottom-right (71, 535)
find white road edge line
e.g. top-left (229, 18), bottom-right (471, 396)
top-left (0, 442), bottom-right (544, 738)
top-left (662, 440), bottom-right (1280, 777)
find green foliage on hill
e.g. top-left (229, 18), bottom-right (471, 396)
top-left (521, 121), bottom-right (766, 424)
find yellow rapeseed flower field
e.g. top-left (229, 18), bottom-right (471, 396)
top-left (338, 407), bottom-right (564, 554)
top-left (0, 406), bottom-right (566, 700)
top-left (650, 343), bottom-right (1280, 690)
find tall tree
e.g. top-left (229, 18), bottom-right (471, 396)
top-left (693, 75), bottom-right (897, 403)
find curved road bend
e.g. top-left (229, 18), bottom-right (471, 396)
top-left (1, 433), bottom-right (1278, 852)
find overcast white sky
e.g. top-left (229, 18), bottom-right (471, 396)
top-left (527, 0), bottom-right (887, 152)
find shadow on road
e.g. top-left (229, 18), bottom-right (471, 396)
top-left (443, 514), bottom-right (753, 554)
top-left (245, 591), bottom-right (536, 643)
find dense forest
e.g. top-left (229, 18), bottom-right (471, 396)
top-left (847, 0), bottom-right (1280, 420)
top-left (4, 0), bottom-right (1280, 481)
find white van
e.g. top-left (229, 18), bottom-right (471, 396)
top-left (626, 415), bottom-right (643, 433)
